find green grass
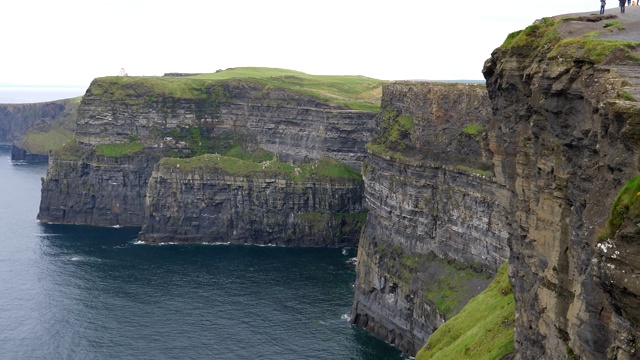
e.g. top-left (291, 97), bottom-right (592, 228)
top-left (619, 90), bottom-right (638, 102)
top-left (601, 175), bottom-right (640, 239)
top-left (501, 17), bottom-right (561, 50)
top-left (223, 145), bottom-right (274, 162)
top-left (548, 38), bottom-right (639, 63)
top-left (192, 67), bottom-right (386, 110)
top-left (501, 16), bottom-right (639, 64)
top-left (95, 142), bottom-right (145, 157)
top-left (603, 21), bottom-right (624, 29)
top-left (22, 127), bottom-right (74, 154)
top-left (462, 123), bottom-right (485, 136)
top-left (416, 262), bottom-right (515, 360)
top-left (372, 242), bottom-right (492, 318)
top-left (91, 67), bottom-right (386, 111)
top-left (159, 154), bottom-right (362, 181)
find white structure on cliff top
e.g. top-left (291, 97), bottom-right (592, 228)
top-left (119, 68), bottom-right (127, 77)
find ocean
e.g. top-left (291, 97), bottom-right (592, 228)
top-left (0, 145), bottom-right (405, 359)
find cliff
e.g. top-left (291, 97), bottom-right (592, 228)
top-left (138, 155), bottom-right (365, 246)
top-left (350, 82), bottom-right (512, 355)
top-left (482, 14), bottom-right (640, 359)
top-left (0, 98), bottom-right (79, 160)
top-left (38, 69), bottom-right (381, 247)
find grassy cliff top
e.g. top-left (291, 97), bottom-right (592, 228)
top-left (88, 67), bottom-right (386, 111)
top-left (501, 15), bottom-right (640, 64)
top-left (158, 154), bottom-right (363, 182)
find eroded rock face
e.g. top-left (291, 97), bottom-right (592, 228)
top-left (138, 158), bottom-right (365, 246)
top-left (483, 15), bottom-right (640, 360)
top-left (350, 82), bottom-right (511, 356)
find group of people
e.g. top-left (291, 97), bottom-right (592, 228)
top-left (601, 0), bottom-right (637, 14)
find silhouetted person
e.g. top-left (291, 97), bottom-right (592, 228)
top-left (601, 0), bottom-right (607, 14)
top-left (628, 0), bottom-right (631, 5)
top-left (620, 0), bottom-right (626, 12)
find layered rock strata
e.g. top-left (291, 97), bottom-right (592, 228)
top-left (482, 14), bottom-right (640, 360)
top-left (0, 99), bottom-right (78, 160)
top-left (75, 78), bottom-right (375, 169)
top-left (351, 82), bottom-right (512, 355)
top-left (138, 156), bottom-right (365, 246)
top-left (39, 75), bottom-right (377, 240)
top-left (38, 148), bottom-right (162, 227)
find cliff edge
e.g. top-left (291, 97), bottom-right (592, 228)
top-left (483, 12), bottom-right (640, 359)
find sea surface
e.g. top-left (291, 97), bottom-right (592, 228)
top-left (0, 145), bottom-right (406, 359)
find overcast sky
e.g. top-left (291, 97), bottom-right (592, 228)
top-left (1, 1), bottom-right (603, 87)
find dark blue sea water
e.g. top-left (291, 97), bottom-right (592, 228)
top-left (0, 145), bottom-right (405, 359)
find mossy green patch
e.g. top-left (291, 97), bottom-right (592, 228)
top-left (373, 242), bottom-right (492, 318)
top-left (501, 17), bottom-right (561, 50)
top-left (95, 142), bottom-right (145, 157)
top-left (619, 90), bottom-right (638, 102)
top-left (501, 16), bottom-right (639, 64)
top-left (416, 262), bottom-right (515, 360)
top-left (462, 123), bottom-right (484, 136)
top-left (22, 127), bottom-right (74, 155)
top-left (601, 175), bottom-right (640, 239)
top-left (548, 38), bottom-right (639, 63)
top-left (603, 21), bottom-right (624, 30)
top-left (160, 155), bottom-right (362, 181)
top-left (370, 110), bottom-right (414, 154)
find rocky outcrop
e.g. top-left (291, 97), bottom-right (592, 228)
top-left (11, 145), bottom-right (48, 162)
top-left (482, 14), bottom-right (640, 360)
top-left (350, 82), bottom-right (512, 356)
top-left (138, 156), bottom-right (365, 246)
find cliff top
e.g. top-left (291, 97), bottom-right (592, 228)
top-left (90, 67), bottom-right (387, 111)
top-left (493, 10), bottom-right (640, 102)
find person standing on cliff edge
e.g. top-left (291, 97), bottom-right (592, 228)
top-left (620, 0), bottom-right (626, 12)
top-left (601, 0), bottom-right (606, 14)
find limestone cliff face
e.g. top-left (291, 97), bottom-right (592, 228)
top-left (350, 82), bottom-right (512, 355)
top-left (39, 76), bottom-right (376, 234)
top-left (138, 156), bottom-right (365, 246)
top-left (483, 14), bottom-right (640, 360)
top-left (76, 78), bottom-right (375, 169)
top-left (38, 149), bottom-right (162, 227)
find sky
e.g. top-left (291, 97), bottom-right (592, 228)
top-left (0, 0), bottom-right (601, 87)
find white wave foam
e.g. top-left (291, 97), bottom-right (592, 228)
top-left (341, 313), bottom-right (350, 321)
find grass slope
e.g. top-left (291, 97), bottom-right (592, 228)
top-left (20, 97), bottom-right (81, 154)
top-left (416, 262), bottom-right (515, 360)
top-left (600, 174), bottom-right (640, 239)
